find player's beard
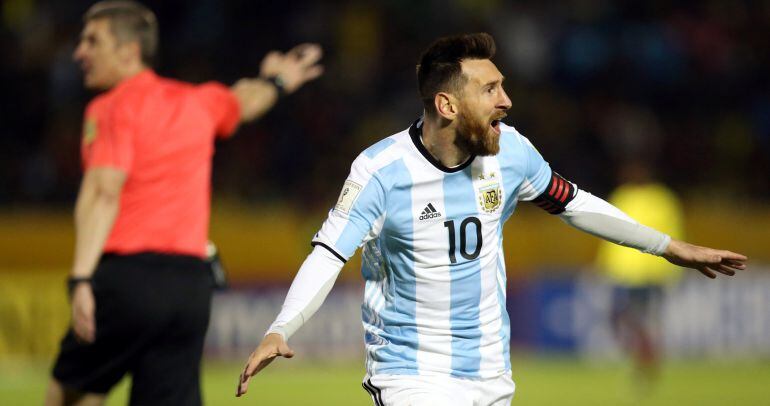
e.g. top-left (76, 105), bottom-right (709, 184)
top-left (455, 109), bottom-right (501, 156)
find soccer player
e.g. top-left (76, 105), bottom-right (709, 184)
top-left (45, 1), bottom-right (322, 405)
top-left (236, 33), bottom-right (746, 405)
top-left (596, 160), bottom-right (685, 389)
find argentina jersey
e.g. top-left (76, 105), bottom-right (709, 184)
top-left (311, 118), bottom-right (552, 379)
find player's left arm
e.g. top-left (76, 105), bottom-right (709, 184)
top-left (531, 172), bottom-right (747, 278)
top-left (231, 43), bottom-right (323, 123)
top-left (70, 167), bottom-right (126, 342)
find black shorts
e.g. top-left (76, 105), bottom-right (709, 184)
top-left (52, 252), bottom-right (213, 405)
top-left (611, 285), bottom-right (663, 326)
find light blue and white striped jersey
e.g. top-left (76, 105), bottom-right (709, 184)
top-left (312, 119), bottom-right (552, 379)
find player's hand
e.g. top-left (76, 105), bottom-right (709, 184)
top-left (236, 333), bottom-right (295, 397)
top-left (71, 283), bottom-right (96, 343)
top-left (259, 43), bottom-right (323, 94)
top-left (662, 239), bottom-right (747, 279)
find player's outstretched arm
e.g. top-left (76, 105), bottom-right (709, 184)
top-left (232, 43), bottom-right (323, 123)
top-left (662, 239), bottom-right (747, 279)
top-left (533, 173), bottom-right (749, 279)
top-left (236, 333), bottom-right (294, 397)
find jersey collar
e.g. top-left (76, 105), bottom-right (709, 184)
top-left (112, 69), bottom-right (158, 93)
top-left (408, 117), bottom-right (475, 173)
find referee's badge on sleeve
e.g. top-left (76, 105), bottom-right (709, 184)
top-left (83, 118), bottom-right (98, 145)
top-left (335, 180), bottom-right (362, 214)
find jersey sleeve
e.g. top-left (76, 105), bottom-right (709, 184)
top-left (81, 98), bottom-right (135, 173)
top-left (194, 82), bottom-right (241, 138)
top-left (311, 154), bottom-right (387, 261)
top-left (515, 134), bottom-right (552, 201)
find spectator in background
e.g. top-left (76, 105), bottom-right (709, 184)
top-left (596, 160), bottom-right (685, 390)
top-left (45, 1), bottom-right (322, 405)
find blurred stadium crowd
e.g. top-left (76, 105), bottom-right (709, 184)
top-left (1, 0), bottom-right (769, 208)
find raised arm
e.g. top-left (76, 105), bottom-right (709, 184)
top-left (231, 43), bottom-right (323, 123)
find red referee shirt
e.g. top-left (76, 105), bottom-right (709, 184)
top-left (81, 69), bottom-right (241, 258)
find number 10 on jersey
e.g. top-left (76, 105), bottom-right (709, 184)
top-left (443, 217), bottom-right (483, 264)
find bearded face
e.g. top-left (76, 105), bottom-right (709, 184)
top-left (454, 106), bottom-right (504, 156)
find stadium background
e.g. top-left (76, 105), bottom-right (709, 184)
top-left (1, 0), bottom-right (769, 404)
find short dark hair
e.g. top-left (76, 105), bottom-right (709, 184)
top-left (84, 1), bottom-right (158, 66)
top-left (417, 33), bottom-right (496, 115)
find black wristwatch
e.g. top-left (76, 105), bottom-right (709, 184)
top-left (67, 276), bottom-right (92, 295)
top-left (261, 75), bottom-right (286, 97)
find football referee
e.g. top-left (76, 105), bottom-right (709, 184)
top-left (44, 1), bottom-right (323, 405)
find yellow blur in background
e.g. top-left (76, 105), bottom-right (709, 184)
top-left (1, 199), bottom-right (768, 358)
top-left (596, 182), bottom-right (684, 286)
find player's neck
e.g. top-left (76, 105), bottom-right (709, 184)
top-left (112, 63), bottom-right (148, 88)
top-left (422, 115), bottom-right (471, 168)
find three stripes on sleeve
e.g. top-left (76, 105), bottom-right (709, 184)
top-left (532, 172), bottom-right (576, 214)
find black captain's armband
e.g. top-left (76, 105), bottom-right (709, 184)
top-left (532, 172), bottom-right (576, 214)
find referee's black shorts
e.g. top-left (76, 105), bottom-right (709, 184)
top-left (52, 252), bottom-right (213, 405)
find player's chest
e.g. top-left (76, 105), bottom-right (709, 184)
top-left (382, 168), bottom-right (508, 238)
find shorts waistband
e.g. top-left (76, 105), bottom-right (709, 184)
top-left (101, 251), bottom-right (206, 266)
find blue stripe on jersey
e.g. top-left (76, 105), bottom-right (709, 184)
top-left (363, 137), bottom-right (396, 159)
top-left (496, 238), bottom-right (512, 371)
top-left (368, 159), bottom-right (419, 375)
top-left (444, 167), bottom-right (483, 377)
top-left (334, 177), bottom-right (385, 258)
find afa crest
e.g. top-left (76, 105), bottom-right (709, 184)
top-left (83, 118), bottom-right (97, 145)
top-left (478, 183), bottom-right (501, 213)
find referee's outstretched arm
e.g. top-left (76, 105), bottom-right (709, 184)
top-left (231, 43), bottom-right (323, 124)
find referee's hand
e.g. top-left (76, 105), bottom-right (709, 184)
top-left (236, 333), bottom-right (295, 397)
top-left (259, 43), bottom-right (323, 94)
top-left (71, 284), bottom-right (96, 343)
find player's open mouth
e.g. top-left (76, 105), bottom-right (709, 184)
top-left (490, 119), bottom-right (501, 134)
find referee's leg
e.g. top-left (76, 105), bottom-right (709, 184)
top-left (128, 260), bottom-right (213, 405)
top-left (46, 256), bottom-right (138, 406)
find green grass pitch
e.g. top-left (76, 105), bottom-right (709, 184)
top-left (2, 356), bottom-right (769, 405)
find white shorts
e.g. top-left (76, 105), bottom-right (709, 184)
top-left (362, 373), bottom-right (516, 406)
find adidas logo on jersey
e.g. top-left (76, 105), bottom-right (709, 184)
top-left (419, 203), bottom-right (442, 220)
